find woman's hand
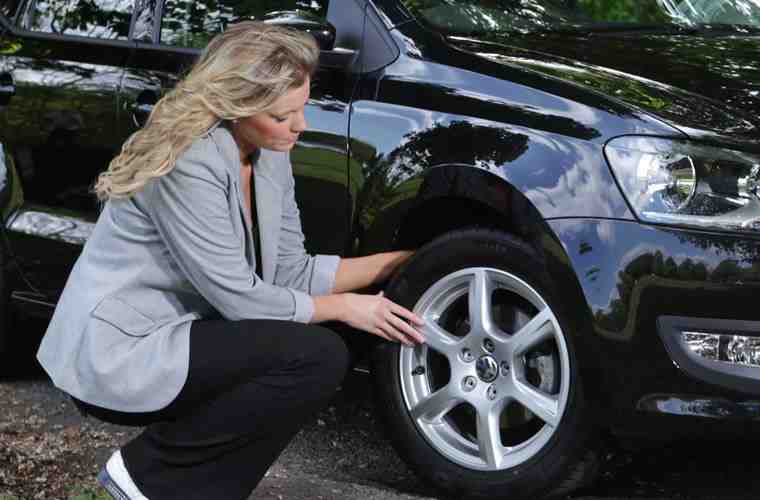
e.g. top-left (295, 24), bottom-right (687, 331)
top-left (341, 291), bottom-right (426, 346)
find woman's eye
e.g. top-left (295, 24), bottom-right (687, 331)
top-left (273, 115), bottom-right (288, 123)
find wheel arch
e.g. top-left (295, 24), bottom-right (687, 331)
top-left (358, 163), bottom-right (541, 253)
top-left (361, 163), bottom-right (609, 408)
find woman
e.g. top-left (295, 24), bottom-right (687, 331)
top-left (36, 22), bottom-right (424, 500)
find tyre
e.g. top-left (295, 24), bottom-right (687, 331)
top-left (371, 228), bottom-right (599, 499)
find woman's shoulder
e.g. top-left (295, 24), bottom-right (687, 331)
top-left (171, 124), bottom-right (238, 186)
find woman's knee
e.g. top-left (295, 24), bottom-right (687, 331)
top-left (301, 326), bottom-right (349, 384)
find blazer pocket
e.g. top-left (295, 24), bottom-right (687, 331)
top-left (91, 296), bottom-right (156, 338)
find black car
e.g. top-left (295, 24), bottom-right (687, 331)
top-left (1, 0), bottom-right (760, 498)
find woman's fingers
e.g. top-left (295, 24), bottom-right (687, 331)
top-left (377, 322), bottom-right (413, 346)
top-left (346, 292), bottom-right (425, 346)
top-left (371, 295), bottom-right (426, 345)
top-left (388, 302), bottom-right (424, 327)
top-left (386, 312), bottom-right (425, 344)
top-left (372, 327), bottom-right (394, 343)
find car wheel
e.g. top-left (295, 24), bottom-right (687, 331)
top-left (371, 228), bottom-right (598, 499)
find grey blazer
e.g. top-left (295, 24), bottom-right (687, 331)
top-left (36, 124), bottom-right (340, 412)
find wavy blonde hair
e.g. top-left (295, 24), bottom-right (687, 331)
top-left (94, 21), bottom-right (319, 200)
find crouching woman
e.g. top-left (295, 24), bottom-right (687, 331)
top-left (36, 21), bottom-right (424, 500)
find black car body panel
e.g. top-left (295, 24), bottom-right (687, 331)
top-left (446, 31), bottom-right (760, 141)
top-left (354, 4), bottom-right (760, 436)
top-left (549, 219), bottom-right (760, 410)
top-left (1, 0), bottom-right (760, 446)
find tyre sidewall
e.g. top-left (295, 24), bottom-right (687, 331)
top-left (372, 230), bottom-right (591, 499)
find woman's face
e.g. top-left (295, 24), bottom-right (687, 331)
top-left (233, 76), bottom-right (310, 156)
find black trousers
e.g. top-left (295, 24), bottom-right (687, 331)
top-left (74, 319), bottom-right (349, 500)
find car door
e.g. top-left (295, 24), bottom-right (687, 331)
top-left (0, 0), bottom-right (133, 309)
top-left (119, 0), bottom-right (354, 256)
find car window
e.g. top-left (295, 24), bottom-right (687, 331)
top-left (133, 0), bottom-right (156, 41)
top-left (20, 0), bottom-right (133, 40)
top-left (160, 0), bottom-right (329, 48)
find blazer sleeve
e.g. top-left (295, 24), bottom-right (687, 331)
top-left (145, 144), bottom-right (314, 323)
top-left (273, 155), bottom-right (340, 296)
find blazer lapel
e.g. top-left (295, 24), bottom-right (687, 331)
top-left (253, 152), bottom-right (282, 284)
top-left (210, 125), bottom-right (282, 284)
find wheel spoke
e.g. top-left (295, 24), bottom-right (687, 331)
top-left (476, 403), bottom-right (504, 469)
top-left (509, 308), bottom-right (554, 357)
top-left (410, 384), bottom-right (461, 424)
top-left (512, 379), bottom-right (561, 427)
top-left (468, 269), bottom-right (495, 335)
top-left (422, 319), bottom-right (460, 356)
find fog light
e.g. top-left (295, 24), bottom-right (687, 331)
top-left (682, 331), bottom-right (760, 367)
top-left (682, 332), bottom-right (720, 360)
top-left (726, 336), bottom-right (760, 366)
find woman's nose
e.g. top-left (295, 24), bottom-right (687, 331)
top-left (292, 110), bottom-right (307, 133)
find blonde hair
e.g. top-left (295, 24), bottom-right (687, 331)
top-left (94, 21), bottom-right (319, 200)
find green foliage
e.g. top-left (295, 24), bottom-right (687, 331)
top-left (24, 0), bottom-right (132, 39)
top-left (0, 39), bottom-right (21, 54)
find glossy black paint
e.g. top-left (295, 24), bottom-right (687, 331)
top-left (0, 25), bottom-right (130, 298)
top-left (380, 23), bottom-right (679, 140)
top-left (476, 30), bottom-right (760, 141)
top-left (0, 0), bottom-right (759, 438)
top-left (547, 218), bottom-right (760, 432)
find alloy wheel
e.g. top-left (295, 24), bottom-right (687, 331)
top-left (399, 267), bottom-right (570, 471)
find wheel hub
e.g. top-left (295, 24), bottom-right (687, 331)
top-left (476, 354), bottom-right (499, 383)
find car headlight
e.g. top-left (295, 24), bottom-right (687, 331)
top-left (605, 136), bottom-right (760, 232)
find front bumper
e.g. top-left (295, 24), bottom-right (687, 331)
top-left (547, 218), bottom-right (760, 425)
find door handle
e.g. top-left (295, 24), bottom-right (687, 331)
top-left (132, 102), bottom-right (154, 127)
top-left (131, 90), bottom-right (158, 127)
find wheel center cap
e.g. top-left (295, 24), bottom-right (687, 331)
top-left (476, 355), bottom-right (499, 383)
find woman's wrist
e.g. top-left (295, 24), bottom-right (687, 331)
top-left (312, 293), bottom-right (348, 323)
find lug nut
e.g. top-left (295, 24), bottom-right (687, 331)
top-left (500, 361), bottom-right (510, 376)
top-left (462, 376), bottom-right (477, 392)
top-left (461, 348), bottom-right (474, 362)
top-left (487, 385), bottom-right (497, 400)
top-left (483, 339), bottom-right (495, 353)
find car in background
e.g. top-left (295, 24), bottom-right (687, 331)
top-left (0, 0), bottom-right (759, 498)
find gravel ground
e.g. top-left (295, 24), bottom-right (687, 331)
top-left (2, 366), bottom-right (760, 500)
top-left (0, 367), bottom-right (438, 500)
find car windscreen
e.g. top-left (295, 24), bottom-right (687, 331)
top-left (400, 0), bottom-right (760, 36)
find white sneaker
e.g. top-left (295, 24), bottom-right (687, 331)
top-left (98, 450), bottom-right (150, 500)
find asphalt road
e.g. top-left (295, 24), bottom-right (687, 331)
top-left (2, 364), bottom-right (760, 500)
